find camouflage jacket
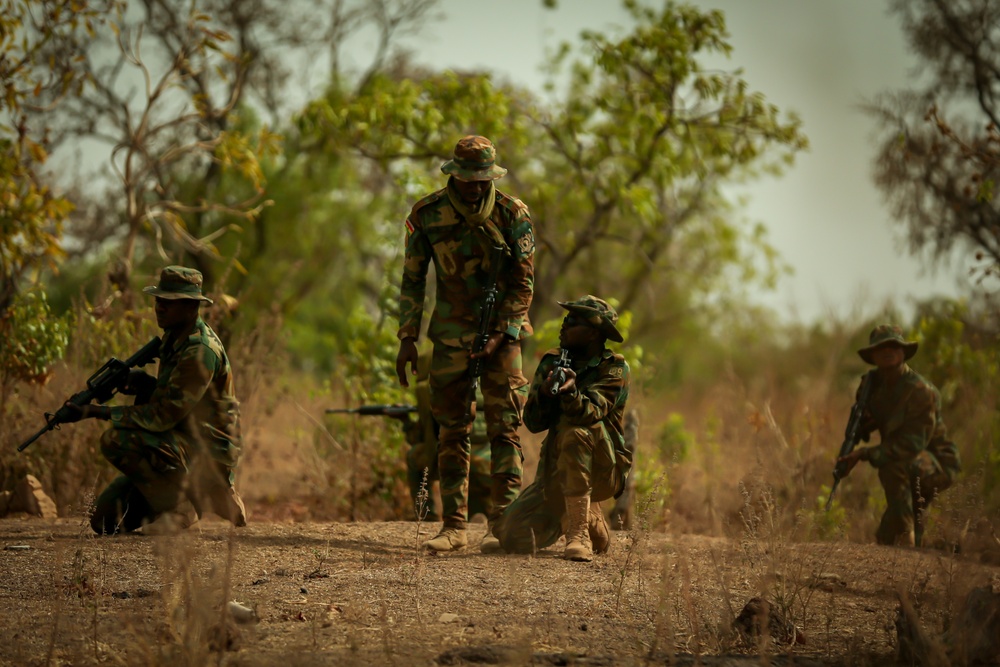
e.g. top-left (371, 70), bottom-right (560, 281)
top-left (859, 365), bottom-right (960, 473)
top-left (524, 348), bottom-right (631, 476)
top-left (110, 318), bottom-right (242, 464)
top-left (397, 187), bottom-right (534, 347)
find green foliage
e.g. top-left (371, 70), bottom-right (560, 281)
top-left (656, 412), bottom-right (694, 463)
top-left (0, 0), bottom-right (117, 306)
top-left (0, 289), bottom-right (70, 391)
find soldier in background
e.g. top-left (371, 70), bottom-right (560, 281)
top-left (395, 135), bottom-right (534, 553)
top-left (837, 324), bottom-right (961, 547)
top-left (495, 296), bottom-right (633, 562)
top-left (63, 266), bottom-right (247, 534)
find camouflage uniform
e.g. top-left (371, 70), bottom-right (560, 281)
top-left (91, 266), bottom-right (245, 534)
top-left (854, 325), bottom-right (961, 547)
top-left (397, 136), bottom-right (534, 531)
top-left (496, 297), bottom-right (632, 554)
top-left (402, 376), bottom-right (493, 521)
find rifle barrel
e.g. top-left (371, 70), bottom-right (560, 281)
top-left (17, 423), bottom-right (53, 452)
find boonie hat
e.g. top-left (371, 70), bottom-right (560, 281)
top-left (857, 324), bottom-right (917, 364)
top-left (142, 265), bottom-right (214, 303)
top-left (558, 295), bottom-right (624, 343)
top-left (440, 135), bottom-right (507, 181)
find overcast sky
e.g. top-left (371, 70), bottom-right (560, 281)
top-left (387, 0), bottom-right (973, 324)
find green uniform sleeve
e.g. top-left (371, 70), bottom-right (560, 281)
top-left (397, 210), bottom-right (432, 341)
top-left (110, 342), bottom-right (219, 432)
top-left (495, 202), bottom-right (534, 339)
top-left (558, 357), bottom-right (630, 427)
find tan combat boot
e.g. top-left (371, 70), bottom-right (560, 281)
top-left (563, 496), bottom-right (593, 562)
top-left (480, 520), bottom-right (503, 554)
top-left (423, 527), bottom-right (468, 552)
top-left (589, 503), bottom-right (610, 554)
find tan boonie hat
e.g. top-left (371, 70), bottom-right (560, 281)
top-left (440, 135), bottom-right (507, 181)
top-left (558, 295), bottom-right (624, 343)
top-left (857, 324), bottom-right (917, 364)
top-left (142, 265), bottom-right (213, 303)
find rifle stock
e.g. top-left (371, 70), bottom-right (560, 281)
top-left (825, 371), bottom-right (875, 510)
top-left (18, 336), bottom-right (161, 452)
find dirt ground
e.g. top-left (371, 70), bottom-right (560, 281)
top-left (0, 513), bottom-right (998, 667)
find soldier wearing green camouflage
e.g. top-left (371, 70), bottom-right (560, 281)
top-left (64, 266), bottom-right (247, 534)
top-left (395, 135), bottom-right (534, 553)
top-left (838, 324), bottom-right (961, 547)
top-left (402, 353), bottom-right (493, 522)
top-left (494, 296), bottom-right (632, 561)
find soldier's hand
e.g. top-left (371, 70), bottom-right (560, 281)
top-left (121, 369), bottom-right (156, 396)
top-left (544, 368), bottom-right (576, 395)
top-left (470, 332), bottom-right (506, 360)
top-left (61, 402), bottom-right (110, 422)
top-left (61, 401), bottom-right (88, 423)
top-left (837, 448), bottom-right (864, 476)
top-left (396, 338), bottom-right (419, 387)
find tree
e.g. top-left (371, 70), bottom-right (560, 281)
top-left (868, 0), bottom-right (1000, 283)
top-left (298, 0), bottom-right (806, 345)
top-left (0, 0), bottom-right (117, 313)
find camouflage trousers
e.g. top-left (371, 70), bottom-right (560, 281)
top-left (876, 449), bottom-right (959, 547)
top-left (406, 439), bottom-right (493, 521)
top-left (430, 340), bottom-right (527, 529)
top-left (91, 426), bottom-right (238, 534)
top-left (495, 420), bottom-right (624, 554)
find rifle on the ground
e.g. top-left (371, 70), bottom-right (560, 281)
top-left (549, 348), bottom-right (571, 396)
top-left (18, 336), bottom-right (162, 452)
top-left (825, 371), bottom-right (875, 510)
top-left (325, 405), bottom-right (418, 419)
top-left (465, 244), bottom-right (506, 423)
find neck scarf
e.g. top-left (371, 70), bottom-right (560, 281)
top-left (446, 177), bottom-right (510, 259)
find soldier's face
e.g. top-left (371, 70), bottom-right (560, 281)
top-left (871, 344), bottom-right (905, 369)
top-left (452, 178), bottom-right (491, 204)
top-left (154, 297), bottom-right (200, 331)
top-left (560, 315), bottom-right (601, 350)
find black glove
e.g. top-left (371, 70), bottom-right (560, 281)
top-left (121, 370), bottom-right (157, 404)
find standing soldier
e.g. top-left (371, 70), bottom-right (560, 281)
top-left (63, 266), bottom-right (246, 534)
top-left (395, 135), bottom-right (534, 553)
top-left (495, 296), bottom-right (632, 561)
top-left (837, 324), bottom-right (961, 547)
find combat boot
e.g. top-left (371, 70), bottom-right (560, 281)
top-left (423, 527), bottom-right (468, 552)
top-left (480, 520), bottom-right (503, 554)
top-left (589, 504), bottom-right (610, 554)
top-left (563, 495), bottom-right (593, 562)
top-left (217, 486), bottom-right (247, 527)
top-left (141, 500), bottom-right (198, 536)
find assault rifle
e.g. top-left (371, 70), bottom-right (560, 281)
top-left (465, 244), bottom-right (506, 423)
top-left (825, 371), bottom-right (875, 510)
top-left (325, 405), bottom-right (418, 419)
top-left (18, 336), bottom-right (162, 452)
top-left (549, 348), bottom-right (571, 396)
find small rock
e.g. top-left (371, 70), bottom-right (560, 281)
top-left (438, 612), bottom-right (459, 623)
top-left (227, 601), bottom-right (259, 625)
top-left (4, 545), bottom-right (30, 551)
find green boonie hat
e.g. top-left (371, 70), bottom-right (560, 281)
top-left (857, 324), bottom-right (917, 364)
top-left (558, 295), bottom-right (624, 343)
top-left (142, 265), bottom-right (213, 303)
top-left (440, 135), bottom-right (507, 181)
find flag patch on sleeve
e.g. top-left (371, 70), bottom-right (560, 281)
top-left (404, 218), bottom-right (415, 242)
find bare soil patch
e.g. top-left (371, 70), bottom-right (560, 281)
top-left (0, 515), bottom-right (997, 666)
